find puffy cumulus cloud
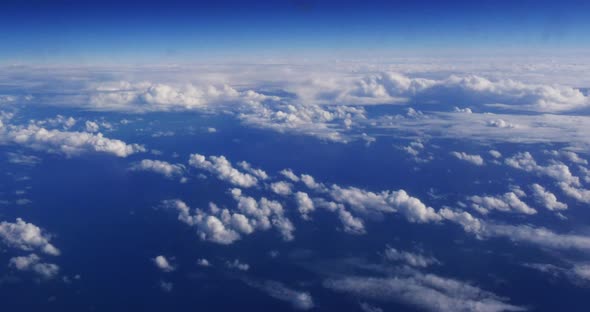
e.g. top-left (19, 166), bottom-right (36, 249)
top-left (130, 159), bottom-right (185, 179)
top-left (558, 182), bottom-right (590, 204)
top-left (300, 174), bottom-right (327, 192)
top-left (545, 150), bottom-right (588, 165)
top-left (487, 119), bottom-right (516, 129)
top-left (270, 181), bottom-right (294, 196)
top-left (188, 154), bottom-right (258, 188)
top-left (89, 81), bottom-right (277, 112)
top-left (280, 169), bottom-right (300, 182)
top-left (31, 115), bottom-right (77, 130)
top-left (329, 185), bottom-right (441, 223)
top-left (230, 189), bottom-right (295, 241)
top-left (153, 255), bottom-right (175, 272)
top-left (237, 161), bottom-right (269, 180)
top-left (197, 258), bottom-right (211, 267)
top-left (164, 200), bottom-right (241, 244)
top-left (163, 191), bottom-right (295, 244)
top-left (9, 254), bottom-right (59, 279)
top-left (468, 192), bottom-right (537, 215)
top-left (341, 72), bottom-right (589, 112)
top-left (0, 123), bottom-right (144, 157)
top-left (294, 191), bottom-right (315, 220)
top-left (0, 218), bottom-right (60, 256)
top-left (489, 150), bottom-right (502, 159)
top-left (383, 247), bottom-right (440, 268)
top-left (324, 271), bottom-right (526, 312)
top-left (226, 259), bottom-right (249, 271)
top-left (243, 279), bottom-right (314, 310)
top-left (84, 120), bottom-right (100, 132)
top-left (238, 103), bottom-right (367, 143)
top-left (451, 152), bottom-right (485, 166)
top-left (337, 208), bottom-right (366, 234)
top-left (505, 152), bottom-right (580, 186)
top-left (530, 184), bottom-right (567, 211)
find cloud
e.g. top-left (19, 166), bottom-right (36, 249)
top-left (294, 191), bottom-right (315, 219)
top-left (9, 254), bottom-right (59, 279)
top-left (524, 262), bottom-right (590, 285)
top-left (468, 192), bottom-right (537, 215)
top-left (270, 181), bottom-right (294, 196)
top-left (505, 152), bottom-right (580, 186)
top-left (329, 185), bottom-right (442, 223)
top-left (341, 72), bottom-right (589, 113)
top-left (153, 255), bottom-right (175, 272)
top-left (324, 271), bottom-right (526, 312)
top-left (89, 81), bottom-right (277, 112)
top-left (197, 258), bottom-right (211, 267)
top-left (6, 152), bottom-right (41, 166)
top-left (383, 246), bottom-right (440, 268)
top-left (0, 218), bottom-right (60, 256)
top-left (530, 184), bottom-right (567, 211)
top-left (130, 159), bottom-right (185, 179)
top-left (280, 169), bottom-right (300, 182)
top-left (163, 191), bottom-right (295, 244)
top-left (243, 279), bottom-right (314, 310)
top-left (226, 259), bottom-right (249, 271)
top-left (451, 152), bottom-right (484, 166)
top-left (558, 182), bottom-right (590, 204)
top-left (0, 123), bottom-right (144, 157)
top-left (188, 154), bottom-right (258, 188)
top-left (85, 120), bottom-right (100, 132)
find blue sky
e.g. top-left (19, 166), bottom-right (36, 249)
top-left (2, 0), bottom-right (590, 63)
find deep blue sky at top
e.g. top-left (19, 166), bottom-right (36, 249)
top-left (1, 0), bottom-right (589, 63)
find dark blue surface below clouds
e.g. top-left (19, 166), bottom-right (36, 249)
top-left (1, 107), bottom-right (589, 311)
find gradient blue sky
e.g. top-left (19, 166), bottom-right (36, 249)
top-left (2, 0), bottom-right (590, 63)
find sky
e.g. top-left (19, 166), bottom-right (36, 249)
top-left (2, 0), bottom-right (590, 63)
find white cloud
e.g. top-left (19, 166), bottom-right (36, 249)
top-left (85, 120), bottom-right (100, 132)
top-left (153, 255), bottom-right (175, 272)
top-left (197, 258), bottom-right (211, 267)
top-left (9, 253), bottom-right (59, 279)
top-left (329, 185), bottom-right (441, 223)
top-left (505, 152), bottom-right (580, 186)
top-left (226, 259), bottom-right (249, 271)
top-left (451, 152), bottom-right (484, 166)
top-left (244, 279), bottom-right (314, 310)
top-left (468, 192), bottom-right (537, 215)
top-left (270, 181), bottom-right (294, 196)
top-left (0, 124), bottom-right (144, 157)
top-left (530, 184), bottom-right (567, 211)
top-left (383, 247), bottom-right (440, 268)
top-left (558, 182), bottom-right (590, 204)
top-left (0, 218), bottom-right (60, 256)
top-left (188, 154), bottom-right (258, 188)
top-left (238, 161), bottom-right (269, 180)
top-left (294, 191), bottom-right (315, 219)
top-left (489, 150), bottom-right (502, 159)
top-left (324, 271), bottom-right (525, 312)
top-left (130, 159), bottom-right (185, 179)
top-left (280, 169), bottom-right (300, 182)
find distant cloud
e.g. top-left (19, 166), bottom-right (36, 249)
top-left (153, 255), bottom-right (175, 272)
top-left (9, 253), bottom-right (59, 279)
top-left (0, 218), bottom-right (60, 256)
top-left (383, 246), bottom-right (440, 268)
top-left (243, 279), bottom-right (314, 310)
top-left (189, 154), bottom-right (258, 188)
top-left (130, 159), bottom-right (185, 179)
top-left (451, 152), bottom-right (484, 166)
top-left (530, 184), bottom-right (567, 211)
